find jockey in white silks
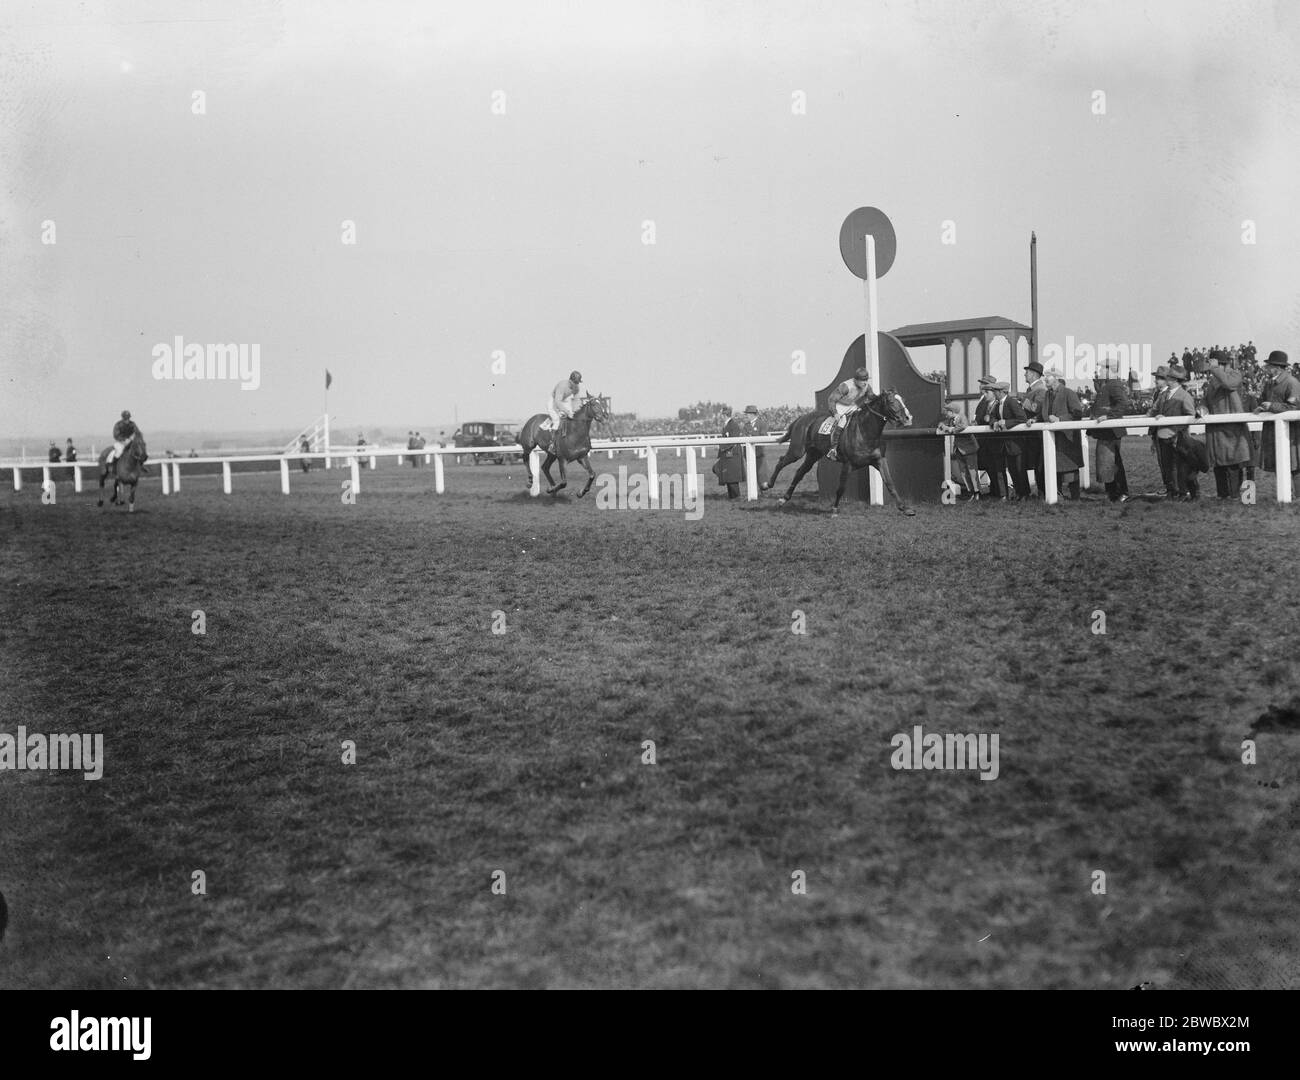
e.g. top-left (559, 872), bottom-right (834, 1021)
top-left (546, 370), bottom-right (584, 433)
top-left (108, 410), bottom-right (138, 464)
top-left (825, 367), bottom-right (873, 460)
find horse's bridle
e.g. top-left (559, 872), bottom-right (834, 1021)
top-left (864, 395), bottom-right (898, 424)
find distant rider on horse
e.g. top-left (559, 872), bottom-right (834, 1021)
top-left (825, 367), bottom-right (874, 461)
top-left (107, 410), bottom-right (147, 473)
top-left (547, 370), bottom-right (584, 442)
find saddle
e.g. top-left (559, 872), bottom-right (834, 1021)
top-left (537, 421), bottom-right (567, 456)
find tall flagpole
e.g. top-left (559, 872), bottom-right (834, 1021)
top-left (323, 369), bottom-right (332, 469)
top-left (1030, 232), bottom-right (1039, 385)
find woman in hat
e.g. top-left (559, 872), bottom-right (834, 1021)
top-left (1202, 350), bottom-right (1252, 498)
top-left (1255, 350), bottom-right (1300, 480)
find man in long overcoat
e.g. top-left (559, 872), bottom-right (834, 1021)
top-left (1255, 350), bottom-right (1300, 480)
top-left (1201, 350), bottom-right (1252, 498)
top-left (988, 381), bottom-right (1030, 500)
top-left (1149, 365), bottom-right (1197, 498)
top-left (1019, 359), bottom-right (1047, 494)
top-left (1091, 368), bottom-right (1131, 501)
top-left (713, 405), bottom-right (752, 500)
top-left (974, 376), bottom-right (1006, 498)
top-left (1042, 368), bottom-right (1086, 499)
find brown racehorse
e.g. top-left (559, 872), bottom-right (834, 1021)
top-left (518, 395), bottom-right (611, 496)
top-left (762, 390), bottom-right (916, 515)
top-left (97, 435), bottom-right (149, 512)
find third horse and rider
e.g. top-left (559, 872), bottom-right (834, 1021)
top-left (97, 409), bottom-right (150, 509)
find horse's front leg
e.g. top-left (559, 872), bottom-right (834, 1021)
top-left (763, 449), bottom-right (797, 491)
top-left (574, 454), bottom-right (596, 497)
top-left (128, 482), bottom-right (136, 513)
top-left (543, 454), bottom-right (566, 495)
top-left (875, 455), bottom-right (915, 515)
top-left (831, 462), bottom-right (852, 515)
top-left (779, 452), bottom-right (819, 504)
top-left (98, 469), bottom-right (106, 507)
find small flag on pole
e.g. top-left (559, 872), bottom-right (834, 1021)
top-left (325, 369), bottom-right (333, 390)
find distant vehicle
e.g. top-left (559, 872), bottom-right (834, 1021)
top-left (452, 421), bottom-right (523, 465)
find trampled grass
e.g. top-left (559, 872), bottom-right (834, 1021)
top-left (1, 446), bottom-right (1297, 989)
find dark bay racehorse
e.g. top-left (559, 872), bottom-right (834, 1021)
top-left (518, 395), bottom-right (611, 496)
top-left (762, 390), bottom-right (916, 515)
top-left (97, 436), bottom-right (149, 512)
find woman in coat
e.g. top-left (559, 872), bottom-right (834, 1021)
top-left (1201, 351), bottom-right (1252, 498)
top-left (1042, 368), bottom-right (1086, 499)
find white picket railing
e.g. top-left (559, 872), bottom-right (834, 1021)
top-left (7, 413), bottom-right (1297, 505)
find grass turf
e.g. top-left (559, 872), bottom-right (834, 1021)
top-left (1, 444), bottom-right (1297, 989)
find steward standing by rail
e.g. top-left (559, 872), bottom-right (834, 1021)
top-left (1149, 365), bottom-right (1196, 499)
top-left (1255, 350), bottom-right (1300, 484)
top-left (1091, 360), bottom-right (1131, 502)
top-left (1019, 359), bottom-right (1047, 493)
top-left (1202, 349), bottom-right (1252, 499)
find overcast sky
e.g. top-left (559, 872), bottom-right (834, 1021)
top-left (2, 0), bottom-right (1297, 441)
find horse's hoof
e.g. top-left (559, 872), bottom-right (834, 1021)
top-left (777, 497), bottom-right (787, 506)
top-left (900, 506), bottom-right (916, 516)
top-left (830, 508), bottom-right (839, 517)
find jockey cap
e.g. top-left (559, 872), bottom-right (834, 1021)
top-left (570, 370), bottom-right (582, 383)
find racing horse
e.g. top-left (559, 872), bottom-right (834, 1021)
top-left (97, 435), bottom-right (149, 511)
top-left (762, 389), bottom-right (916, 515)
top-left (518, 395), bottom-right (612, 496)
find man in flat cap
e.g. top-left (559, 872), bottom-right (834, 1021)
top-left (973, 375), bottom-right (1004, 497)
top-left (1019, 359), bottom-right (1047, 495)
top-left (1255, 350), bottom-right (1300, 483)
top-left (1091, 353), bottom-right (1131, 502)
top-left (987, 379), bottom-right (1030, 500)
top-left (1148, 364), bottom-right (1196, 499)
